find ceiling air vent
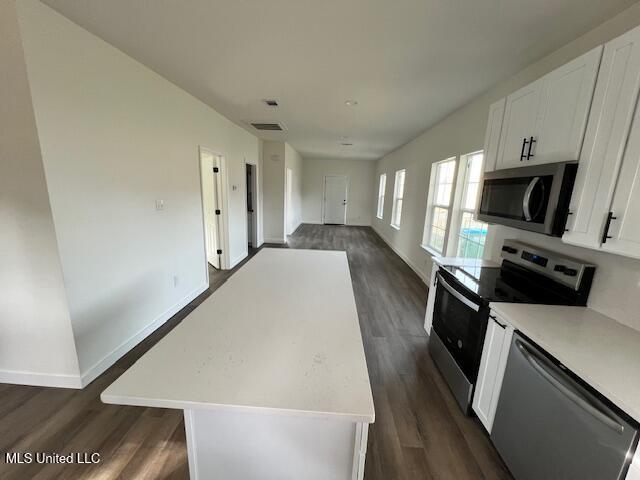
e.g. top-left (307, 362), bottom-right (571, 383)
top-left (250, 122), bottom-right (286, 131)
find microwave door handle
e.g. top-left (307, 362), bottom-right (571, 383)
top-left (515, 340), bottom-right (625, 434)
top-left (522, 176), bottom-right (540, 221)
top-left (437, 274), bottom-right (481, 312)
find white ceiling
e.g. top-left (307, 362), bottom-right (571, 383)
top-left (42, 0), bottom-right (636, 160)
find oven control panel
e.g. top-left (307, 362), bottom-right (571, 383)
top-left (500, 240), bottom-right (595, 291)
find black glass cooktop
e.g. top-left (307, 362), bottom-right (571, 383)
top-left (440, 262), bottom-right (580, 305)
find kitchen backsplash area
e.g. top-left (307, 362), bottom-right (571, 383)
top-left (486, 225), bottom-right (640, 332)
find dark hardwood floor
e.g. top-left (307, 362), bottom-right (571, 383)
top-left (0, 225), bottom-right (510, 479)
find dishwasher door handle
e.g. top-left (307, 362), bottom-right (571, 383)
top-left (515, 340), bottom-right (625, 434)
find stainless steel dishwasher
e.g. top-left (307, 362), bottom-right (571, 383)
top-left (491, 332), bottom-right (639, 480)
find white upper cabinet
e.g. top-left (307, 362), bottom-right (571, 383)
top-left (495, 46), bottom-right (603, 170)
top-left (496, 79), bottom-right (543, 169)
top-left (603, 99), bottom-right (640, 259)
top-left (564, 25), bottom-right (640, 255)
top-left (533, 46), bottom-right (603, 164)
top-left (483, 98), bottom-right (506, 172)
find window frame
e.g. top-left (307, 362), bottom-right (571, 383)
top-left (421, 157), bottom-right (457, 255)
top-left (376, 173), bottom-right (387, 219)
top-left (446, 150), bottom-right (488, 259)
top-left (390, 169), bottom-right (406, 230)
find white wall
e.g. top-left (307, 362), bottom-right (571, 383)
top-left (262, 141), bottom-right (286, 243)
top-left (16, 0), bottom-right (261, 384)
top-left (285, 143), bottom-right (303, 234)
top-left (0, 0), bottom-right (81, 387)
top-left (302, 158), bottom-right (375, 226)
top-left (262, 141), bottom-right (303, 241)
top-left (373, 2), bottom-right (640, 330)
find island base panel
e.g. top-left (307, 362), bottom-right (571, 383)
top-left (184, 409), bottom-right (369, 480)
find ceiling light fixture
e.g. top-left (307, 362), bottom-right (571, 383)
top-left (345, 100), bottom-right (358, 107)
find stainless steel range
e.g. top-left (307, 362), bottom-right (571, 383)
top-left (428, 239), bottom-right (595, 414)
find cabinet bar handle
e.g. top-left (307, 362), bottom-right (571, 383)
top-left (520, 138), bottom-right (529, 161)
top-left (489, 315), bottom-right (507, 328)
top-left (601, 211), bottom-right (617, 244)
top-left (526, 136), bottom-right (536, 159)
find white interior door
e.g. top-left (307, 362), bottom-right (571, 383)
top-left (201, 152), bottom-right (220, 269)
top-left (323, 175), bottom-right (348, 225)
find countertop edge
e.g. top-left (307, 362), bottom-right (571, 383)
top-left (100, 392), bottom-right (376, 424)
top-left (489, 303), bottom-right (640, 424)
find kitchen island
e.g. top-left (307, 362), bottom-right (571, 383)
top-left (101, 248), bottom-right (375, 480)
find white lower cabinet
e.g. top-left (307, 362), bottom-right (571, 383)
top-left (472, 312), bottom-right (513, 433)
top-left (423, 265), bottom-right (439, 334)
top-left (627, 448), bottom-right (640, 480)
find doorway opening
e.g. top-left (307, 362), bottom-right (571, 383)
top-left (323, 175), bottom-right (348, 225)
top-left (285, 167), bottom-right (294, 235)
top-left (245, 162), bottom-right (258, 248)
top-left (200, 148), bottom-right (225, 270)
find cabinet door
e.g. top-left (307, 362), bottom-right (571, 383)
top-left (423, 264), bottom-right (439, 334)
top-left (532, 46), bottom-right (603, 165)
top-left (472, 315), bottom-right (513, 433)
top-left (496, 79), bottom-right (543, 170)
top-left (483, 98), bottom-right (506, 172)
top-left (564, 26), bottom-right (640, 250)
top-left (603, 97), bottom-right (640, 259)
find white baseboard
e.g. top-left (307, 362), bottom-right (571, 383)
top-left (80, 282), bottom-right (209, 388)
top-left (0, 369), bottom-right (82, 389)
top-left (264, 237), bottom-right (286, 244)
top-left (371, 225), bottom-right (428, 284)
top-left (300, 220), bottom-right (371, 227)
top-left (230, 251), bottom-right (248, 269)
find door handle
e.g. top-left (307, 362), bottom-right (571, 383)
top-left (526, 136), bottom-right (536, 160)
top-left (516, 339), bottom-right (625, 434)
top-left (601, 211), bottom-right (617, 244)
top-left (522, 176), bottom-right (540, 221)
top-left (520, 137), bottom-right (529, 161)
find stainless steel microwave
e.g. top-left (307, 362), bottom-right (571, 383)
top-left (477, 162), bottom-right (578, 236)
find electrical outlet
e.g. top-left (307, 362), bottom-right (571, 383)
top-left (155, 199), bottom-right (165, 211)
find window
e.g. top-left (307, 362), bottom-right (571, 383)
top-left (376, 173), bottom-right (386, 219)
top-left (448, 152), bottom-right (488, 259)
top-left (421, 158), bottom-right (456, 254)
top-left (390, 169), bottom-right (406, 229)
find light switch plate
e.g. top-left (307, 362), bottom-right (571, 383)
top-left (155, 200), bottom-right (165, 211)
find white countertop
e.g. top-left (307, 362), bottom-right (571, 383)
top-left (433, 256), bottom-right (499, 268)
top-left (101, 248), bottom-right (375, 423)
top-left (490, 303), bottom-right (640, 423)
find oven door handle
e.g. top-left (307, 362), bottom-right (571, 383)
top-left (522, 176), bottom-right (540, 222)
top-left (437, 274), bottom-right (481, 312)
